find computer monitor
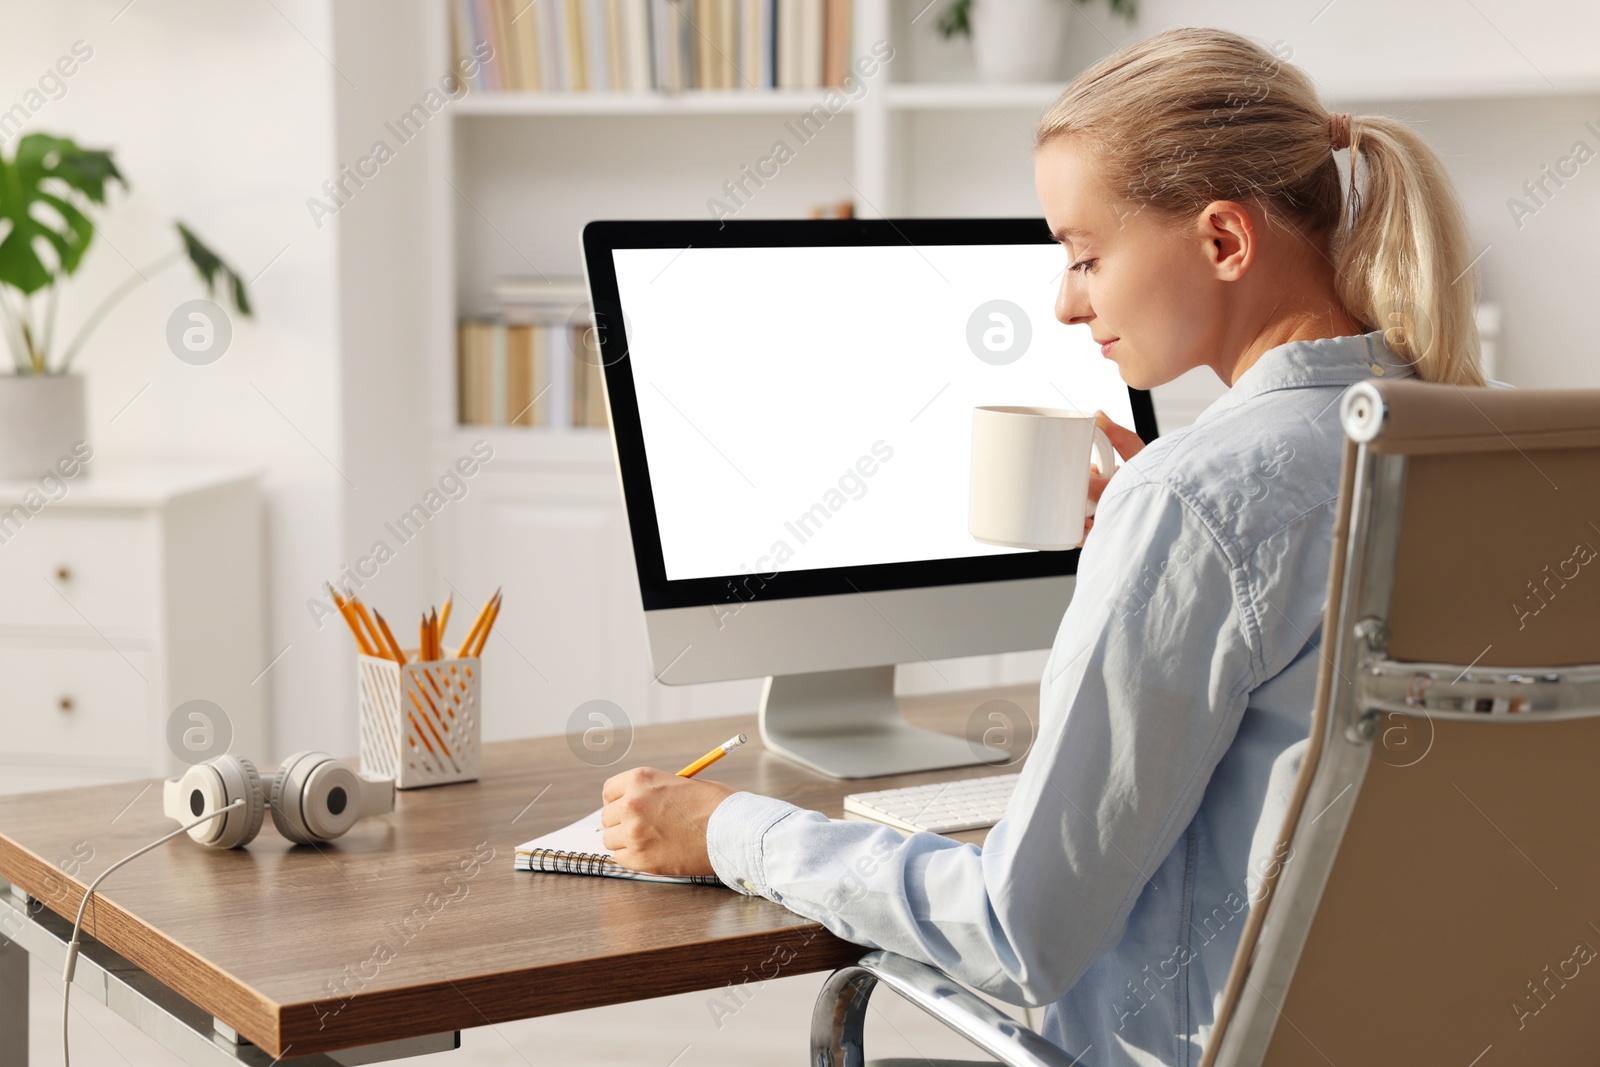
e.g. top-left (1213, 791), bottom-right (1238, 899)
top-left (581, 218), bottom-right (1159, 779)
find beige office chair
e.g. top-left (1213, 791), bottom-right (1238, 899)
top-left (811, 378), bottom-right (1600, 1067)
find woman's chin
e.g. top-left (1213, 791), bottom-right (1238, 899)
top-left (1114, 360), bottom-right (1157, 391)
top-left (1117, 357), bottom-right (1194, 393)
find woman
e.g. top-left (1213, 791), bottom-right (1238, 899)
top-left (599, 27), bottom-right (1487, 1064)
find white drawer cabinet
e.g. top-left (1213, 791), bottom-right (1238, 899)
top-left (0, 645), bottom-right (153, 761)
top-left (0, 467), bottom-right (266, 794)
top-left (0, 514), bottom-right (157, 630)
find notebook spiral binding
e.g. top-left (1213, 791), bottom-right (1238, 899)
top-left (533, 848), bottom-right (615, 875)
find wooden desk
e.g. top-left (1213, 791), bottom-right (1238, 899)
top-left (0, 685), bottom-right (1037, 1060)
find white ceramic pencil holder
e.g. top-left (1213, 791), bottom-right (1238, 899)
top-left (357, 652), bottom-right (482, 789)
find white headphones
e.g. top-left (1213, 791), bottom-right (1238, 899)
top-left (162, 752), bottom-right (395, 848)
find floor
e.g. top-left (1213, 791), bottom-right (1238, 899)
top-left (26, 954), bottom-right (1025, 1065)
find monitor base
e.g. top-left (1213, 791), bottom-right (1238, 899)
top-left (758, 665), bottom-right (1006, 780)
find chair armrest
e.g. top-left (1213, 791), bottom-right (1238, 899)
top-left (810, 951), bottom-right (1078, 1067)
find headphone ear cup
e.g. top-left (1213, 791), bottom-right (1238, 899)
top-left (270, 751), bottom-right (374, 844)
top-left (233, 757), bottom-right (267, 848)
top-left (212, 755), bottom-right (266, 849)
top-left (269, 751), bottom-right (317, 845)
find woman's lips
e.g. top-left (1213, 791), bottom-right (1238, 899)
top-left (1099, 339), bottom-right (1119, 358)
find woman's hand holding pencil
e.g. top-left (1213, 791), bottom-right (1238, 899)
top-left (597, 735), bottom-right (747, 879)
top-left (328, 584), bottom-right (502, 662)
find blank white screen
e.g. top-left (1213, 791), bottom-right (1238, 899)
top-left (611, 243), bottom-right (1136, 582)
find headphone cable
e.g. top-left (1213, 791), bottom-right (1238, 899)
top-left (61, 797), bottom-right (245, 1067)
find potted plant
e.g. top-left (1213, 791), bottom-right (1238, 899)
top-left (938, 0), bottom-right (1138, 84)
top-left (0, 132), bottom-right (252, 479)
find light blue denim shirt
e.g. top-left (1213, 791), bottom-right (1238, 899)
top-left (706, 330), bottom-right (1420, 1066)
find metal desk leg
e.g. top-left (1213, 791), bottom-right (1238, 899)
top-left (0, 886), bottom-right (457, 1067)
top-left (0, 917), bottom-right (27, 1067)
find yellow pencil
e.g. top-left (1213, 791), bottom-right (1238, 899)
top-left (457, 589), bottom-right (497, 657)
top-left (373, 610), bottom-right (408, 666)
top-left (467, 594), bottom-right (501, 657)
top-left (349, 596), bottom-right (388, 661)
top-left (676, 733), bottom-right (748, 778)
top-left (328, 584), bottom-right (376, 656)
top-left (438, 596), bottom-right (453, 642)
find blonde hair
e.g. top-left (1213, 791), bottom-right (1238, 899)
top-left (1035, 27), bottom-right (1485, 386)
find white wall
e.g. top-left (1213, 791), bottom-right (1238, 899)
top-left (0, 0), bottom-right (348, 760)
top-left (901, 0), bottom-right (1600, 93)
top-left (1131, 0), bottom-right (1600, 93)
top-left (1350, 93), bottom-right (1600, 388)
top-left (323, 1), bottom-right (436, 752)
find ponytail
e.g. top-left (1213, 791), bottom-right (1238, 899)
top-left (1035, 28), bottom-right (1486, 386)
top-left (1332, 116), bottom-right (1485, 385)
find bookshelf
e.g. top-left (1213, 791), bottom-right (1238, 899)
top-left (453, 87), bottom-right (863, 115)
top-left (424, 0), bottom-right (1596, 448)
top-left (423, 0), bottom-right (1087, 451)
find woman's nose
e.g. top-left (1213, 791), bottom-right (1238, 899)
top-left (1057, 271), bottom-right (1091, 326)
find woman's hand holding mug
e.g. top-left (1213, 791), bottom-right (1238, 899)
top-left (1084, 410), bottom-right (1145, 536)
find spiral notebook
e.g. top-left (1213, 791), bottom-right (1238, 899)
top-left (514, 807), bottom-right (724, 885)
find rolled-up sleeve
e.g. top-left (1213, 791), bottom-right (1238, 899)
top-left (705, 478), bottom-right (1260, 1006)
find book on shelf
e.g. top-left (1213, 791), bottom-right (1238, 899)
top-left (450, 0), bottom-right (850, 93)
top-left (458, 317), bottom-right (609, 430)
top-left (493, 277), bottom-right (591, 307)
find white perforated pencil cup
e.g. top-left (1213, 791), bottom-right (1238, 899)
top-left (357, 652), bottom-right (482, 789)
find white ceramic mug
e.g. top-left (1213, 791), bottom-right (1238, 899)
top-left (969, 406), bottom-right (1119, 550)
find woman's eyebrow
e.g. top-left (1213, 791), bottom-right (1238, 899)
top-left (1051, 225), bottom-right (1092, 245)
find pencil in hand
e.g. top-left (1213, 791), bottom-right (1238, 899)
top-left (676, 733), bottom-right (748, 777)
top-left (595, 733), bottom-right (748, 832)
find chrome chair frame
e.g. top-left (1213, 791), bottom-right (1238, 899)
top-left (810, 950), bottom-right (1078, 1067)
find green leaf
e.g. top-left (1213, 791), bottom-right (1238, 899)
top-left (37, 192), bottom-right (95, 275)
top-left (937, 0), bottom-right (1135, 41)
top-left (176, 221), bottom-right (253, 317)
top-left (936, 0), bottom-right (972, 39)
top-left (0, 132), bottom-right (124, 295)
top-left (53, 147), bottom-right (123, 203)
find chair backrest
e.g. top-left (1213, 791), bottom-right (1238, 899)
top-left (1203, 379), bottom-right (1600, 1065)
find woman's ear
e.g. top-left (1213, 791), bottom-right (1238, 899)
top-left (1194, 199), bottom-right (1256, 281)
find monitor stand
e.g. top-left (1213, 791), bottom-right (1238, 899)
top-left (758, 665), bottom-right (1007, 779)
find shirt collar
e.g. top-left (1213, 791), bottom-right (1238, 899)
top-left (1195, 329), bottom-right (1414, 423)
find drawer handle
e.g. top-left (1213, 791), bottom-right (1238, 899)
top-left (55, 566), bottom-right (71, 582)
top-left (58, 696), bottom-right (74, 712)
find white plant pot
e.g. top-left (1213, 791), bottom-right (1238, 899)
top-left (971, 0), bottom-right (1071, 83)
top-left (0, 373), bottom-right (89, 480)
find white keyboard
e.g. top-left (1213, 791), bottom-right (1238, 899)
top-left (843, 773), bottom-right (1019, 834)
